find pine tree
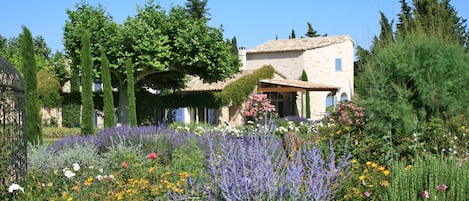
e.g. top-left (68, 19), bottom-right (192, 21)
top-left (305, 22), bottom-right (319, 37)
top-left (185, 0), bottom-right (210, 22)
top-left (301, 70), bottom-right (311, 118)
top-left (21, 26), bottom-right (42, 144)
top-left (80, 31), bottom-right (95, 135)
top-left (101, 50), bottom-right (115, 128)
top-left (126, 58), bottom-right (137, 126)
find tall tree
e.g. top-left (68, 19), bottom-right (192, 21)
top-left (230, 36), bottom-right (238, 56)
top-left (289, 29), bottom-right (296, 39)
top-left (185, 0), bottom-right (210, 22)
top-left (126, 58), bottom-right (137, 126)
top-left (305, 22), bottom-right (319, 37)
top-left (101, 49), bottom-right (115, 128)
top-left (64, 1), bottom-right (116, 93)
top-left (301, 70), bottom-right (311, 118)
top-left (395, 0), bottom-right (468, 46)
top-left (358, 34), bottom-right (469, 160)
top-left (21, 26), bottom-right (42, 144)
top-left (64, 2), bottom-right (240, 124)
top-left (80, 31), bottom-right (95, 135)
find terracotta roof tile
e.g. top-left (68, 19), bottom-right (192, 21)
top-left (248, 35), bottom-right (352, 53)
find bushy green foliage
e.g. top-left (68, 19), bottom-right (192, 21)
top-left (357, 34), bottom-right (469, 162)
top-left (171, 139), bottom-right (206, 177)
top-left (80, 31), bottom-right (95, 135)
top-left (37, 69), bottom-right (62, 108)
top-left (21, 26), bottom-right (42, 144)
top-left (216, 65), bottom-right (275, 106)
top-left (61, 103), bottom-right (81, 128)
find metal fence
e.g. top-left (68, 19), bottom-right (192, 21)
top-left (0, 56), bottom-right (27, 189)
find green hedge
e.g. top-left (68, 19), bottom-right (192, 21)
top-left (59, 65), bottom-right (276, 126)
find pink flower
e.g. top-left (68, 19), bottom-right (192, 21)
top-left (364, 191), bottom-right (370, 197)
top-left (147, 152), bottom-right (158, 160)
top-left (422, 190), bottom-right (429, 199)
top-left (436, 184), bottom-right (448, 192)
top-left (121, 162), bottom-right (128, 169)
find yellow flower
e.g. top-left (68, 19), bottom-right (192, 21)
top-left (71, 185), bottom-right (80, 191)
top-left (371, 163), bottom-right (378, 168)
top-left (359, 175), bottom-right (366, 181)
top-left (377, 166), bottom-right (385, 171)
top-left (62, 192), bottom-right (69, 199)
top-left (67, 198), bottom-right (73, 201)
top-left (363, 169), bottom-right (368, 173)
top-left (352, 159), bottom-right (357, 164)
top-left (84, 177), bottom-right (93, 186)
top-left (148, 167), bottom-right (157, 173)
top-left (405, 165), bottom-right (413, 171)
top-left (366, 161), bottom-right (372, 166)
top-left (383, 170), bottom-right (391, 176)
top-left (380, 180), bottom-right (390, 187)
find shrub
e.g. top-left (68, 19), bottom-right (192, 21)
top-left (386, 155), bottom-right (469, 201)
top-left (241, 93), bottom-right (277, 124)
top-left (205, 127), bottom-right (351, 200)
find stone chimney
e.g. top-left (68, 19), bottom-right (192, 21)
top-left (238, 46), bottom-right (247, 71)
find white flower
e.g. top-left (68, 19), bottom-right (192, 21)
top-left (8, 184), bottom-right (24, 193)
top-left (64, 170), bottom-right (76, 178)
top-left (96, 175), bottom-right (103, 181)
top-left (72, 163), bottom-right (80, 171)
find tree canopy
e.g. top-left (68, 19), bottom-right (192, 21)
top-left (63, 0), bottom-right (240, 124)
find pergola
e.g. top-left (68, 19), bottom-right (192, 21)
top-left (257, 79), bottom-right (338, 93)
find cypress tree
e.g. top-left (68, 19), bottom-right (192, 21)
top-left (230, 36), bottom-right (238, 56)
top-left (21, 26), bottom-right (42, 144)
top-left (301, 69), bottom-right (311, 118)
top-left (80, 31), bottom-right (95, 135)
top-left (290, 29), bottom-right (296, 39)
top-left (101, 50), bottom-right (115, 128)
top-left (126, 58), bottom-right (137, 126)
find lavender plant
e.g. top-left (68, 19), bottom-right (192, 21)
top-left (205, 123), bottom-right (351, 201)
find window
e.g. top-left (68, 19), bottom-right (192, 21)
top-left (335, 58), bottom-right (342, 71)
top-left (340, 92), bottom-right (348, 102)
top-left (325, 93), bottom-right (334, 109)
top-left (324, 93), bottom-right (335, 116)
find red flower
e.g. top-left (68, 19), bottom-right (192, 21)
top-left (121, 162), bottom-right (128, 169)
top-left (147, 152), bottom-right (157, 160)
top-left (436, 184), bottom-right (448, 192)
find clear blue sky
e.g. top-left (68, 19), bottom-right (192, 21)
top-left (1, 0), bottom-right (468, 53)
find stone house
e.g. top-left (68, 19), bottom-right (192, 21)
top-left (175, 35), bottom-right (354, 125)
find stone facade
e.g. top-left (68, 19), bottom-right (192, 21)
top-left (245, 35), bottom-right (354, 120)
